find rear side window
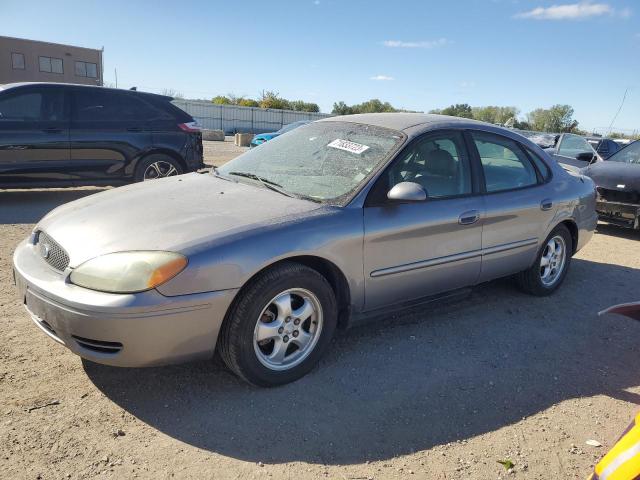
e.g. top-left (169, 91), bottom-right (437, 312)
top-left (525, 147), bottom-right (552, 181)
top-left (0, 89), bottom-right (64, 122)
top-left (72, 89), bottom-right (163, 122)
top-left (471, 131), bottom-right (538, 193)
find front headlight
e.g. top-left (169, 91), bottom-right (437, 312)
top-left (70, 251), bottom-right (188, 293)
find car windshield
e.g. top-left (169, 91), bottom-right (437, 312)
top-left (608, 141), bottom-right (640, 165)
top-left (217, 121), bottom-right (404, 202)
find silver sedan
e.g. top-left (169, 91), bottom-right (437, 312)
top-left (13, 114), bottom-right (598, 386)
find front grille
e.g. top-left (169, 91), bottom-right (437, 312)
top-left (597, 187), bottom-right (640, 204)
top-left (72, 335), bottom-right (123, 354)
top-left (36, 231), bottom-right (70, 272)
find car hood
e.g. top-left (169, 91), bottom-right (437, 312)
top-left (37, 173), bottom-right (322, 267)
top-left (583, 162), bottom-right (640, 192)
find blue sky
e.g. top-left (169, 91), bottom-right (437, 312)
top-left (3, 0), bottom-right (639, 132)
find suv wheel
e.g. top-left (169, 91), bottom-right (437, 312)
top-left (516, 224), bottom-right (572, 296)
top-left (135, 154), bottom-right (183, 182)
top-left (218, 262), bottom-right (337, 387)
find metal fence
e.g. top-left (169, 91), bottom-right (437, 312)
top-left (172, 99), bottom-right (332, 134)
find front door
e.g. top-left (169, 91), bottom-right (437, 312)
top-left (551, 133), bottom-right (598, 170)
top-left (363, 130), bottom-right (483, 311)
top-left (0, 86), bottom-right (69, 184)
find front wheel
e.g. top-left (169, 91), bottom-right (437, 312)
top-left (218, 262), bottom-right (337, 387)
top-left (516, 224), bottom-right (572, 296)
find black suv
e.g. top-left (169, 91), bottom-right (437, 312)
top-left (0, 83), bottom-right (203, 188)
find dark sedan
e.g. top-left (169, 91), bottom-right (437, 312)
top-left (0, 82), bottom-right (203, 188)
top-left (582, 140), bottom-right (640, 229)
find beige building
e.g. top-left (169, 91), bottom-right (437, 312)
top-left (0, 36), bottom-right (103, 86)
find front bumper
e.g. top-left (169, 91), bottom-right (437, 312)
top-left (13, 238), bottom-right (238, 367)
top-left (596, 199), bottom-right (640, 229)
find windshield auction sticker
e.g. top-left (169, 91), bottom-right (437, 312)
top-left (327, 139), bottom-right (370, 154)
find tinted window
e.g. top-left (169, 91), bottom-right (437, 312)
top-left (384, 132), bottom-right (472, 198)
top-left (558, 134), bottom-right (593, 159)
top-left (472, 131), bottom-right (538, 192)
top-left (72, 89), bottom-right (159, 122)
top-left (0, 90), bottom-right (64, 122)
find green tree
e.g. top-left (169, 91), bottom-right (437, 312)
top-left (331, 98), bottom-right (400, 115)
top-left (439, 103), bottom-right (473, 118)
top-left (238, 98), bottom-right (259, 107)
top-left (471, 106), bottom-right (519, 125)
top-left (212, 95), bottom-right (232, 105)
top-left (527, 105), bottom-right (578, 133)
top-left (259, 90), bottom-right (292, 110)
top-left (289, 100), bottom-right (320, 113)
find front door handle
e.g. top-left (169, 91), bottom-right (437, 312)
top-left (42, 127), bottom-right (62, 134)
top-left (458, 210), bottom-right (480, 226)
top-left (540, 199), bottom-right (553, 211)
top-left (126, 127), bottom-right (143, 132)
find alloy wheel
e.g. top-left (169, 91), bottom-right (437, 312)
top-left (253, 288), bottom-right (323, 371)
top-left (539, 235), bottom-right (566, 287)
top-left (143, 161), bottom-right (178, 180)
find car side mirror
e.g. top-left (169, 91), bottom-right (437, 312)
top-left (576, 152), bottom-right (596, 163)
top-left (387, 182), bottom-right (427, 202)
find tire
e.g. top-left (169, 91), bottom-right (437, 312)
top-left (218, 262), bottom-right (337, 387)
top-left (516, 224), bottom-right (572, 296)
top-left (134, 154), bottom-right (183, 182)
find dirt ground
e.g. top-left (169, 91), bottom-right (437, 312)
top-left (1, 141), bottom-right (640, 479)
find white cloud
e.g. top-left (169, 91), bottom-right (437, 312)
top-left (370, 75), bottom-right (394, 81)
top-left (458, 81), bottom-right (476, 89)
top-left (514, 2), bottom-right (620, 20)
top-left (382, 38), bottom-right (449, 49)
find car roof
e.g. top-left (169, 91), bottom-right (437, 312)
top-left (0, 82), bottom-right (172, 101)
top-left (318, 112), bottom-right (487, 132)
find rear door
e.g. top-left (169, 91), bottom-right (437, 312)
top-left (468, 130), bottom-right (557, 282)
top-left (69, 88), bottom-right (152, 181)
top-left (363, 130), bottom-right (483, 310)
top-left (0, 86), bottom-right (69, 184)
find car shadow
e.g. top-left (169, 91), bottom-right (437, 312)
top-left (84, 258), bottom-right (640, 465)
top-left (596, 222), bottom-right (640, 240)
top-left (0, 188), bottom-right (107, 224)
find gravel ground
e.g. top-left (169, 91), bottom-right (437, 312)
top-left (1, 141), bottom-right (640, 479)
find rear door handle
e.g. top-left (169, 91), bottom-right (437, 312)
top-left (126, 127), bottom-right (143, 132)
top-left (42, 127), bottom-right (62, 134)
top-left (458, 210), bottom-right (480, 226)
top-left (540, 199), bottom-right (553, 211)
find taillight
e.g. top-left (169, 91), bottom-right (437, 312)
top-left (178, 121), bottom-right (201, 132)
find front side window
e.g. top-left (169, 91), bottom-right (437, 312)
top-left (217, 121), bottom-right (404, 202)
top-left (11, 52), bottom-right (25, 70)
top-left (383, 131), bottom-right (472, 199)
top-left (39, 56), bottom-right (63, 74)
top-left (608, 141), bottom-right (640, 165)
top-left (0, 89), bottom-right (64, 122)
top-left (472, 131), bottom-right (538, 193)
top-left (558, 134), bottom-right (594, 159)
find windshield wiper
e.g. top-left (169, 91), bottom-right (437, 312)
top-left (226, 171), bottom-right (296, 198)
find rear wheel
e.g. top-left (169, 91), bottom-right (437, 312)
top-left (134, 154), bottom-right (183, 182)
top-left (218, 262), bottom-right (337, 387)
top-left (516, 224), bottom-right (572, 296)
